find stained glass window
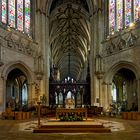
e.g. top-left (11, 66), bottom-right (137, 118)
top-left (134, 0), bottom-right (140, 21)
top-left (109, 0), bottom-right (140, 34)
top-left (8, 0), bottom-right (16, 28)
top-left (25, 0), bottom-right (30, 34)
top-left (17, 0), bottom-right (23, 31)
top-left (117, 0), bottom-right (123, 30)
top-left (0, 0), bottom-right (31, 35)
top-left (109, 0), bottom-right (116, 32)
top-left (2, 0), bottom-right (7, 24)
top-left (125, 0), bottom-right (132, 26)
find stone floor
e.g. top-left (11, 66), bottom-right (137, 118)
top-left (0, 116), bottom-right (140, 140)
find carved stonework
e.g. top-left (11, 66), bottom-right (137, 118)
top-left (105, 31), bottom-right (138, 55)
top-left (127, 32), bottom-right (138, 47)
top-left (35, 82), bottom-right (40, 95)
top-left (95, 54), bottom-right (104, 78)
top-left (1, 30), bottom-right (38, 57)
top-left (118, 38), bottom-right (126, 50)
top-left (106, 40), bottom-right (117, 54)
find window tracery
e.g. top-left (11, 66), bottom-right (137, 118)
top-left (109, 0), bottom-right (140, 34)
top-left (0, 0), bottom-right (31, 35)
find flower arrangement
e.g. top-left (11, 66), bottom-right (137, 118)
top-left (59, 113), bottom-right (83, 121)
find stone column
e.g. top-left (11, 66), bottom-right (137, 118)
top-left (89, 12), bottom-right (96, 106)
top-left (99, 78), bottom-right (102, 106)
top-left (44, 16), bottom-right (50, 106)
top-left (37, 101), bottom-right (41, 128)
top-left (0, 77), bottom-right (6, 113)
top-left (40, 12), bottom-right (46, 97)
top-left (97, 74), bottom-right (103, 107)
top-left (27, 82), bottom-right (33, 107)
top-left (102, 82), bottom-right (108, 110)
top-left (34, 6), bottom-right (41, 43)
top-left (90, 1), bottom-right (104, 107)
top-left (127, 81), bottom-right (132, 110)
top-left (107, 83), bottom-right (112, 106)
top-left (137, 79), bottom-right (140, 111)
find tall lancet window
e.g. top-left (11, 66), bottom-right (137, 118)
top-left (117, 0), bottom-right (123, 30)
top-left (25, 0), bottom-right (30, 34)
top-left (1, 0), bottom-right (7, 24)
top-left (0, 0), bottom-right (31, 35)
top-left (125, 0), bottom-right (132, 26)
top-left (17, 0), bottom-right (23, 31)
top-left (134, 0), bottom-right (140, 21)
top-left (109, 0), bottom-right (116, 32)
top-left (8, 0), bottom-right (16, 28)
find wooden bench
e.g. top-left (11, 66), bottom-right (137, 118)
top-left (122, 112), bottom-right (140, 120)
top-left (2, 108), bottom-right (31, 120)
top-left (2, 108), bottom-right (15, 119)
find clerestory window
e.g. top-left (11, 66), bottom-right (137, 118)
top-left (0, 0), bottom-right (31, 35)
top-left (109, 0), bottom-right (140, 35)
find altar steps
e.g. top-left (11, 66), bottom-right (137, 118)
top-left (33, 124), bottom-right (111, 133)
top-left (40, 124), bottom-right (104, 128)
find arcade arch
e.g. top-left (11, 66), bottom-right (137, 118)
top-left (1, 62), bottom-right (33, 111)
top-left (6, 69), bottom-right (28, 110)
top-left (112, 68), bottom-right (138, 112)
top-left (104, 62), bottom-right (140, 112)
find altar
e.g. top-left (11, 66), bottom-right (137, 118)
top-left (56, 108), bottom-right (87, 120)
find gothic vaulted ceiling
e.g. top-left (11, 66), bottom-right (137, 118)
top-left (49, 0), bottom-right (90, 80)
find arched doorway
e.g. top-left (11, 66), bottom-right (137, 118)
top-left (112, 68), bottom-right (138, 112)
top-left (6, 68), bottom-right (28, 111)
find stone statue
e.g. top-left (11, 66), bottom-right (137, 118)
top-left (65, 94), bottom-right (75, 109)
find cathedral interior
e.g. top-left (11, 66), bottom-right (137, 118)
top-left (0, 0), bottom-right (140, 139)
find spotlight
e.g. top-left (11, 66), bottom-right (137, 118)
top-left (111, 31), bottom-right (114, 35)
top-left (129, 23), bottom-right (135, 28)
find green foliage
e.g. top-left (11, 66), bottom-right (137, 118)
top-left (59, 114), bottom-right (83, 121)
top-left (40, 94), bottom-right (47, 105)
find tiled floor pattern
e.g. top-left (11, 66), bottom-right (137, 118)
top-left (0, 117), bottom-right (140, 140)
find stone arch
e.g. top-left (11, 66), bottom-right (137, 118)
top-left (103, 61), bottom-right (140, 112)
top-left (46, 0), bottom-right (94, 16)
top-left (103, 61), bottom-right (140, 84)
top-left (1, 61), bottom-right (34, 83)
top-left (1, 61), bottom-right (34, 111)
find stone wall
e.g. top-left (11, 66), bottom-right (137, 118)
top-left (0, 26), bottom-right (38, 113)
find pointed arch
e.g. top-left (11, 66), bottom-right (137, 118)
top-left (45, 0), bottom-right (94, 16)
top-left (103, 61), bottom-right (140, 84)
top-left (1, 61), bottom-right (34, 83)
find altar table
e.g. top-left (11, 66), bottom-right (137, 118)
top-left (56, 108), bottom-right (87, 120)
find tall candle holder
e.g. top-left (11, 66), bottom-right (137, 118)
top-left (37, 101), bottom-right (41, 128)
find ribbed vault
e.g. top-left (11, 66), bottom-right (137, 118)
top-left (49, 1), bottom-right (90, 80)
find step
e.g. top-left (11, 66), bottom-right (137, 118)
top-left (33, 127), bottom-right (111, 133)
top-left (41, 124), bottom-right (104, 128)
top-left (33, 126), bottom-right (111, 133)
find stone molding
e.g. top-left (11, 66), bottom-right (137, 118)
top-left (103, 31), bottom-right (138, 56)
